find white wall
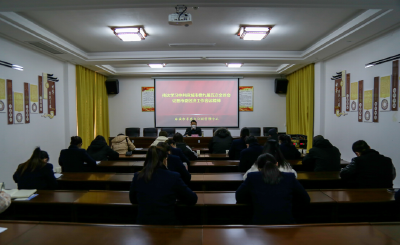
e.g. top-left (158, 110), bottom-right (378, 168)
top-left (314, 27), bottom-right (400, 187)
top-left (0, 37), bottom-right (76, 188)
top-left (108, 76), bottom-right (286, 137)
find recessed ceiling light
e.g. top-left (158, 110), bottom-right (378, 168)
top-left (111, 27), bottom-right (147, 42)
top-left (238, 26), bottom-right (272, 41)
top-left (226, 63), bottom-right (243, 68)
top-left (148, 64), bottom-right (166, 68)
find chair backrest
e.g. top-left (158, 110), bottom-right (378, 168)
top-left (263, 127), bottom-right (278, 136)
top-left (160, 128), bottom-right (176, 137)
top-left (125, 127), bottom-right (140, 137)
top-left (143, 128), bottom-right (158, 137)
top-left (247, 127), bottom-right (261, 136)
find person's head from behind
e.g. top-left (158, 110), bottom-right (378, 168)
top-left (40, 150), bottom-right (49, 163)
top-left (245, 135), bottom-right (258, 148)
top-left (312, 135), bottom-right (325, 146)
top-left (70, 136), bottom-right (83, 148)
top-left (268, 128), bottom-right (278, 137)
top-left (139, 146), bottom-right (168, 182)
top-left (117, 133), bottom-right (125, 136)
top-left (157, 142), bottom-right (171, 154)
top-left (173, 132), bottom-right (184, 143)
top-left (278, 134), bottom-right (292, 146)
top-left (240, 127), bottom-right (250, 140)
top-left (159, 131), bottom-right (168, 137)
top-left (263, 139), bottom-right (291, 169)
top-left (94, 135), bottom-right (106, 142)
top-left (256, 153), bottom-right (282, 185)
top-left (352, 140), bottom-right (370, 157)
top-left (19, 147), bottom-right (48, 174)
top-left (190, 120), bottom-right (197, 129)
top-left (166, 139), bottom-right (176, 148)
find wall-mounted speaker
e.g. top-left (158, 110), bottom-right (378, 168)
top-left (105, 79), bottom-right (119, 94)
top-left (275, 78), bottom-right (288, 94)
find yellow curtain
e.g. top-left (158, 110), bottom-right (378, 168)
top-left (76, 65), bottom-right (109, 149)
top-left (286, 64), bottom-right (314, 151)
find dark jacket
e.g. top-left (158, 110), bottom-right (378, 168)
top-left (59, 145), bottom-right (97, 172)
top-left (229, 138), bottom-right (247, 160)
top-left (280, 143), bottom-right (301, 160)
top-left (13, 163), bottom-right (58, 190)
top-left (129, 167), bottom-right (198, 225)
top-left (87, 140), bottom-right (119, 161)
top-left (208, 128), bottom-right (233, 154)
top-left (395, 190), bottom-right (400, 202)
top-left (167, 154), bottom-right (191, 184)
top-left (176, 142), bottom-right (198, 160)
top-left (171, 147), bottom-right (190, 164)
top-left (302, 138), bottom-right (341, 171)
top-left (236, 172), bottom-right (310, 225)
top-left (340, 149), bottom-right (395, 188)
top-left (184, 127), bottom-right (202, 136)
top-left (238, 144), bottom-right (263, 172)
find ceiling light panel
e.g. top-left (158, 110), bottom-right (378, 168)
top-left (239, 26), bottom-right (272, 41)
top-left (148, 64), bottom-right (165, 68)
top-left (112, 27), bottom-right (147, 42)
top-left (226, 63), bottom-right (243, 68)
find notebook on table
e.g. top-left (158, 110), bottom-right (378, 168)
top-left (3, 189), bottom-right (37, 199)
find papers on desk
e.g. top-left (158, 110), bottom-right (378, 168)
top-left (3, 189), bottom-right (37, 199)
top-left (135, 148), bottom-right (143, 150)
top-left (14, 194), bottom-right (39, 201)
top-left (0, 227), bottom-right (7, 233)
top-left (96, 161), bottom-right (101, 165)
top-left (54, 174), bottom-right (63, 179)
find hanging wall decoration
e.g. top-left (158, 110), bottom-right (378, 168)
top-left (358, 80), bottom-right (364, 122)
top-left (14, 92), bottom-right (24, 124)
top-left (345, 73), bottom-right (350, 111)
top-left (350, 81), bottom-right (358, 112)
top-left (392, 60), bottom-right (399, 111)
top-left (0, 78), bottom-right (5, 113)
top-left (373, 77), bottom-right (379, 122)
top-left (42, 73), bottom-right (48, 100)
top-left (364, 87), bottom-right (373, 123)
top-left (30, 83), bottom-right (38, 114)
top-left (380, 75), bottom-right (391, 112)
top-left (47, 81), bottom-right (56, 116)
top-left (38, 76), bottom-right (43, 113)
top-left (7, 80), bottom-right (13, 124)
top-left (334, 79), bottom-right (342, 116)
top-left (24, 83), bottom-right (30, 124)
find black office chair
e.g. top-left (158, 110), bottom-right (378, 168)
top-left (160, 128), bottom-right (176, 137)
top-left (143, 128), bottom-right (157, 137)
top-left (263, 127), bottom-right (278, 136)
top-left (247, 127), bottom-right (261, 136)
top-left (125, 127), bottom-right (140, 137)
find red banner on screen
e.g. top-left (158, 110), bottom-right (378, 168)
top-left (155, 79), bottom-right (239, 127)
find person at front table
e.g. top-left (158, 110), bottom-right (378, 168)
top-left (13, 147), bottom-right (58, 190)
top-left (129, 146), bottom-right (197, 225)
top-left (59, 136), bottom-right (97, 172)
top-left (184, 120), bottom-right (202, 136)
top-left (236, 153), bottom-right (310, 225)
top-left (173, 133), bottom-right (198, 161)
top-left (166, 139), bottom-right (191, 165)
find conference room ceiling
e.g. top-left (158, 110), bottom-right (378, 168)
top-left (0, 0), bottom-right (400, 76)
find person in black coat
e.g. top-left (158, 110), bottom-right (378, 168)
top-left (129, 146), bottom-right (197, 225)
top-left (238, 136), bottom-right (263, 172)
top-left (340, 140), bottom-right (396, 188)
top-left (278, 135), bottom-right (301, 160)
top-left (13, 147), bottom-right (58, 190)
top-left (173, 133), bottom-right (198, 160)
top-left (236, 153), bottom-right (310, 225)
top-left (268, 128), bottom-right (279, 141)
top-left (184, 120), bottom-right (202, 136)
top-left (167, 139), bottom-right (191, 164)
top-left (87, 135), bottom-right (119, 161)
top-left (59, 136), bottom-right (97, 172)
top-left (157, 142), bottom-right (191, 184)
top-left (302, 135), bottom-right (341, 171)
top-left (395, 190), bottom-right (400, 202)
top-left (208, 128), bottom-right (233, 154)
top-left (229, 127), bottom-right (249, 160)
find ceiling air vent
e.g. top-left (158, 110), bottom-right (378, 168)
top-left (169, 43), bottom-right (216, 48)
top-left (26, 42), bottom-right (64, 54)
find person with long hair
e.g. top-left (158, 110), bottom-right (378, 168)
top-left (157, 142), bottom-right (191, 184)
top-left (59, 136), bottom-right (96, 172)
top-left (13, 147), bottom-right (58, 190)
top-left (87, 135), bottom-right (119, 161)
top-left (229, 127), bottom-right (249, 160)
top-left (278, 134), bottom-right (301, 160)
top-left (244, 139), bottom-right (297, 180)
top-left (236, 153), bottom-right (310, 225)
top-left (129, 146), bottom-right (197, 225)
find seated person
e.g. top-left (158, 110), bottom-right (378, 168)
top-left (87, 135), bottom-right (119, 161)
top-left (59, 136), bottom-right (96, 172)
top-left (172, 133), bottom-right (198, 160)
top-left (158, 142), bottom-right (191, 184)
top-left (268, 128), bottom-right (279, 141)
top-left (244, 139), bottom-right (297, 180)
top-left (278, 134), bottom-right (301, 160)
top-left (111, 133), bottom-right (136, 154)
top-left (302, 135), bottom-right (341, 171)
top-left (236, 153), bottom-right (310, 225)
top-left (129, 146), bottom-right (197, 225)
top-left (13, 147), bottom-right (58, 190)
top-left (229, 127), bottom-right (249, 160)
top-left (166, 139), bottom-right (190, 165)
top-left (0, 191), bottom-right (11, 214)
top-left (340, 140), bottom-right (396, 188)
top-left (238, 136), bottom-right (263, 172)
top-left (184, 120), bottom-right (202, 136)
top-left (396, 189), bottom-right (400, 202)
top-left (208, 128), bottom-right (233, 154)
top-left (150, 131), bottom-right (169, 146)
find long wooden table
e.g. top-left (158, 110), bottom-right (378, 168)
top-left (1, 221), bottom-right (400, 245)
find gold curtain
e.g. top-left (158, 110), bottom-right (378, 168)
top-left (76, 65), bottom-right (109, 149)
top-left (286, 64), bottom-right (314, 151)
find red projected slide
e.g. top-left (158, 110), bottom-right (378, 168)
top-left (155, 79), bottom-right (239, 127)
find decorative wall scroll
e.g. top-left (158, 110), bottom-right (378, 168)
top-left (364, 88), bottom-right (373, 123)
top-left (373, 77), bottom-right (379, 122)
top-left (345, 73), bottom-right (350, 111)
top-left (38, 76), bottom-right (43, 113)
top-left (14, 92), bottom-right (24, 124)
top-left (392, 60), bottom-right (398, 111)
top-left (30, 83), bottom-right (38, 114)
top-left (24, 83), bottom-right (30, 124)
top-left (358, 80), bottom-right (364, 122)
top-left (380, 75), bottom-right (391, 112)
top-left (47, 81), bottom-right (56, 116)
top-left (334, 79), bottom-right (342, 115)
top-left (0, 78), bottom-right (5, 113)
top-left (350, 81), bottom-right (358, 112)
top-left (141, 87), bottom-right (154, 112)
top-left (7, 80), bottom-right (13, 124)
top-left (341, 70), bottom-right (346, 98)
top-left (239, 86), bottom-right (254, 111)
top-left (42, 73), bottom-right (48, 100)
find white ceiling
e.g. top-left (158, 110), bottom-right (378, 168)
top-left (0, 0), bottom-right (400, 76)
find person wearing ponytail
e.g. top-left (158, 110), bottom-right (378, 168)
top-left (13, 147), bottom-right (58, 190)
top-left (59, 136), bottom-right (97, 172)
top-left (236, 153), bottom-right (310, 225)
top-left (129, 146), bottom-right (197, 225)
